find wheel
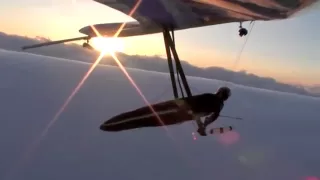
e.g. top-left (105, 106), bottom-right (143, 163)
top-left (82, 42), bottom-right (93, 50)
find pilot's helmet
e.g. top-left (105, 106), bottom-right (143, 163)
top-left (216, 86), bottom-right (231, 101)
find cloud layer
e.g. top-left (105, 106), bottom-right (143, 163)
top-left (0, 31), bottom-right (318, 97)
top-left (1, 49), bottom-right (319, 180)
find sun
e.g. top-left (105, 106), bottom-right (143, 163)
top-left (90, 37), bottom-right (125, 53)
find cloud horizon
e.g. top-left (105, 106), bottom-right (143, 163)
top-left (0, 31), bottom-right (319, 97)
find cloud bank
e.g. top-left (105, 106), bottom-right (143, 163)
top-left (0, 31), bottom-right (318, 97)
top-left (1, 49), bottom-right (319, 180)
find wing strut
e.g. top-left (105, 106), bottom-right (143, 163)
top-left (162, 27), bottom-right (192, 99)
top-left (21, 36), bottom-right (91, 50)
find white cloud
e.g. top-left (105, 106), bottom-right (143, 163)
top-left (0, 49), bottom-right (319, 180)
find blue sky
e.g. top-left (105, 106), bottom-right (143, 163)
top-left (0, 0), bottom-right (319, 85)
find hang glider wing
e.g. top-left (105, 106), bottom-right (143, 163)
top-left (21, 0), bottom-right (318, 50)
top-left (91, 0), bottom-right (318, 35)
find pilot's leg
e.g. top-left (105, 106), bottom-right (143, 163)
top-left (193, 115), bottom-right (207, 136)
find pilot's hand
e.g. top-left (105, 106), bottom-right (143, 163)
top-left (197, 126), bottom-right (207, 136)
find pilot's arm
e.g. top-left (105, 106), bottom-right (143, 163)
top-left (203, 112), bottom-right (220, 128)
top-left (203, 104), bottom-right (223, 128)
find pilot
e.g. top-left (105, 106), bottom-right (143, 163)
top-left (182, 86), bottom-right (231, 136)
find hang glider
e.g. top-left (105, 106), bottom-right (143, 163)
top-left (20, 0), bottom-right (318, 135)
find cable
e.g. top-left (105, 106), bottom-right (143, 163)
top-left (234, 21), bottom-right (255, 69)
top-left (176, 66), bottom-right (185, 98)
top-left (224, 21), bottom-right (255, 87)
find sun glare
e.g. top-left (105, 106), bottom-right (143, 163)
top-left (91, 37), bottom-right (125, 53)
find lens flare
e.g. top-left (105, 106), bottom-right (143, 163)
top-left (91, 37), bottom-right (125, 53)
top-left (217, 131), bottom-right (240, 145)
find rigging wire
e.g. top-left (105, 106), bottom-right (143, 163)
top-left (171, 29), bottom-right (185, 99)
top-left (233, 21), bottom-right (256, 68)
top-left (224, 21), bottom-right (256, 87)
top-left (176, 65), bottom-right (185, 98)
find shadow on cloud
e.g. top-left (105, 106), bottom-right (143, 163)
top-left (0, 31), bottom-right (318, 97)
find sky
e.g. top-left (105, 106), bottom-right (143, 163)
top-left (0, 0), bottom-right (319, 86)
top-left (1, 49), bottom-right (320, 180)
